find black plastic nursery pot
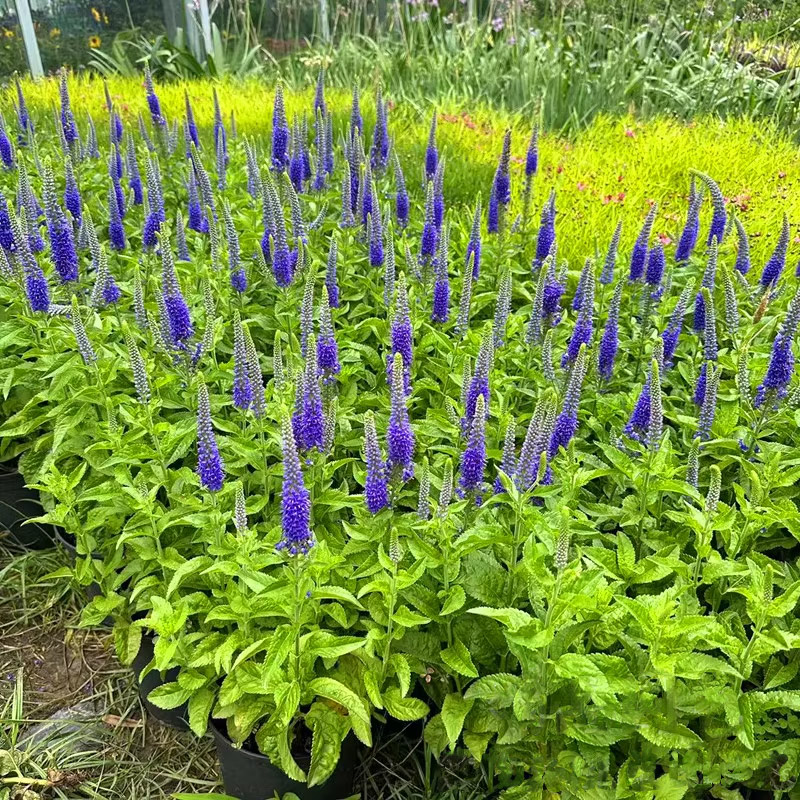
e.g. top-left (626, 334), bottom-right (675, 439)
top-left (132, 633), bottom-right (190, 731)
top-left (0, 462), bottom-right (55, 549)
top-left (212, 719), bottom-right (358, 800)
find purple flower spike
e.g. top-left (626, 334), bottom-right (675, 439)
top-left (425, 110), bottom-right (438, 181)
top-left (25, 263), bottom-right (50, 312)
top-left (464, 329), bottom-right (493, 432)
top-left (541, 252), bottom-right (564, 317)
top-left (325, 239), bottom-right (339, 308)
top-left (289, 119), bottom-right (306, 193)
top-left (196, 380), bottom-right (224, 492)
top-left (0, 193), bottom-right (14, 251)
top-left (350, 85), bottom-right (363, 138)
top-left (368, 188), bottom-right (384, 268)
top-left (126, 132), bottom-right (143, 206)
top-left (646, 244), bottom-right (665, 288)
top-left (293, 335), bottom-right (324, 452)
top-left (14, 77), bottom-right (32, 145)
top-left (314, 69), bottom-right (327, 118)
top-left (213, 88), bottom-right (228, 167)
top-left (734, 217), bottom-right (751, 275)
top-left (108, 184), bottom-right (126, 251)
top-left (317, 290), bottom-right (341, 383)
top-left (563, 260), bottom-right (594, 367)
top-left (624, 380), bottom-right (651, 442)
top-left (161, 241), bottom-right (193, 346)
top-left (466, 198), bottom-right (482, 280)
top-left (548, 345), bottom-right (588, 458)
top-left (431, 223), bottom-right (451, 323)
top-left (459, 394), bottom-right (487, 501)
top-left (675, 180), bottom-right (702, 264)
top-left (598, 282), bottom-right (623, 380)
top-left (43, 170), bottom-right (78, 283)
top-left (59, 69), bottom-right (78, 145)
top-left (693, 242), bottom-right (718, 333)
top-left (393, 153), bottom-right (409, 230)
top-left (693, 362), bottom-right (708, 406)
top-left (754, 288), bottom-right (800, 408)
top-left (696, 362), bottom-right (720, 440)
top-left (184, 91), bottom-right (200, 150)
top-left (63, 161), bottom-right (81, 224)
top-left (754, 335), bottom-right (794, 408)
top-left (494, 418), bottom-right (517, 494)
top-left (386, 353), bottom-right (415, 479)
top-left (272, 84), bottom-right (290, 172)
top-left (487, 130), bottom-right (511, 234)
top-left (266, 180), bottom-right (293, 287)
top-left (525, 124), bottom-right (538, 178)
top-left (662, 283), bottom-right (693, 368)
top-left (759, 213), bottom-right (790, 289)
top-left (433, 160), bottom-right (445, 230)
top-left (370, 90), bottom-right (390, 174)
top-left (278, 417), bottom-right (314, 555)
top-left (0, 117), bottom-right (14, 169)
top-left (143, 66), bottom-right (166, 130)
top-left (364, 412), bottom-right (389, 514)
top-left (600, 221), bottom-right (622, 285)
top-left (388, 273), bottom-right (413, 392)
top-left (233, 313), bottom-right (253, 411)
top-left (534, 190), bottom-right (556, 266)
top-left (693, 171), bottom-right (726, 246)
top-left (273, 243), bottom-right (293, 288)
top-left (629, 204), bottom-right (656, 282)
top-left (420, 183), bottom-right (437, 265)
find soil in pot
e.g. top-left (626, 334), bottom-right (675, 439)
top-left (132, 634), bottom-right (190, 731)
top-left (212, 718), bottom-right (357, 800)
top-left (0, 463), bottom-right (55, 549)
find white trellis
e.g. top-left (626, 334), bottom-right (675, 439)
top-left (13, 0), bottom-right (44, 78)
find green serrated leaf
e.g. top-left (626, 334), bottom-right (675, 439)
top-left (441, 693), bottom-right (474, 747)
top-left (441, 639), bottom-right (479, 678)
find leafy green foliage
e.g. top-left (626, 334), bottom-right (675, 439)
top-left (2, 72), bottom-right (800, 799)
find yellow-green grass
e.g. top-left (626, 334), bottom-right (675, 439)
top-left (12, 74), bottom-right (800, 271)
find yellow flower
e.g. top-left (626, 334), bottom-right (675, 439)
top-left (103, 13), bottom-right (109, 24)
top-left (88, 34), bottom-right (101, 48)
top-left (49, 28), bottom-right (60, 38)
top-left (4, 28), bottom-right (15, 38)
top-left (91, 6), bottom-right (101, 22)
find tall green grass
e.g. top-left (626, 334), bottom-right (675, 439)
top-left (278, 14), bottom-right (800, 133)
top-left (82, 2), bottom-right (800, 135)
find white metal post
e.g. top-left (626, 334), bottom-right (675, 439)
top-left (197, 0), bottom-right (213, 59)
top-left (184, 2), bottom-right (204, 62)
top-left (14, 0), bottom-right (44, 78)
top-left (319, 0), bottom-right (330, 42)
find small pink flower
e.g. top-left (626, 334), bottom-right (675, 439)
top-left (492, 16), bottom-right (504, 31)
top-left (657, 232), bottom-right (672, 246)
top-left (624, 128), bottom-right (635, 138)
top-left (577, 181), bottom-right (588, 191)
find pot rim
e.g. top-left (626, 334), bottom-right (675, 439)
top-left (211, 717), bottom-right (273, 764)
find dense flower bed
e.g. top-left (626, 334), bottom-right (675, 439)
top-left (1, 69), bottom-right (800, 798)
